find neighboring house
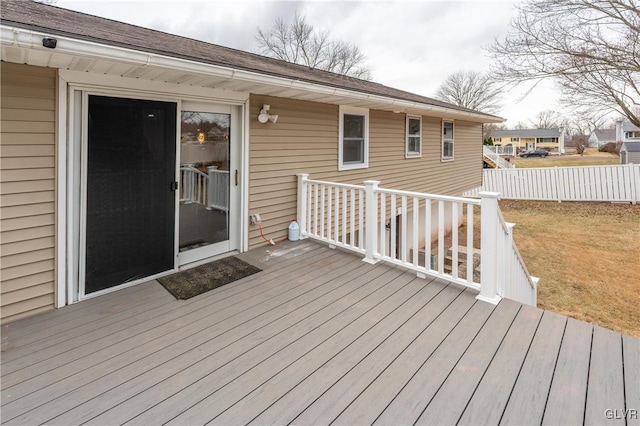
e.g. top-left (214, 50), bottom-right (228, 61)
top-left (0, 1), bottom-right (502, 323)
top-left (588, 128), bottom-right (616, 147)
top-left (620, 142), bottom-right (640, 164)
top-left (602, 120), bottom-right (640, 162)
top-left (492, 128), bottom-right (566, 153)
top-left (617, 120), bottom-right (640, 143)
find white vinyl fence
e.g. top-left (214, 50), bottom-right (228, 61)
top-left (297, 174), bottom-right (538, 306)
top-left (465, 164), bottom-right (640, 203)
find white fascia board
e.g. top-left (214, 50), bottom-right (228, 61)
top-left (1, 24), bottom-right (502, 123)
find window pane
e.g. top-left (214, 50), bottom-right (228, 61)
top-left (408, 118), bottom-right (420, 136)
top-left (443, 121), bottom-right (453, 137)
top-left (443, 140), bottom-right (454, 158)
top-left (343, 138), bottom-right (364, 163)
top-left (344, 114), bottom-right (365, 138)
top-left (408, 136), bottom-right (420, 153)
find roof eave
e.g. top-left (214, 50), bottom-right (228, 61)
top-left (0, 23), bottom-right (503, 123)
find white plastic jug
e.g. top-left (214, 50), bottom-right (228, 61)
top-left (288, 219), bottom-right (300, 241)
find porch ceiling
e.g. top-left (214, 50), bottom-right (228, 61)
top-left (0, 29), bottom-right (500, 123)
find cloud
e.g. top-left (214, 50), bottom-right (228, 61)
top-left (56, 0), bottom-right (561, 125)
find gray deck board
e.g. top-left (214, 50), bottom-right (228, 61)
top-left (0, 240), bottom-right (637, 426)
top-left (499, 311), bottom-right (567, 425)
top-left (373, 297), bottom-right (519, 425)
top-left (130, 271), bottom-right (423, 425)
top-left (2, 248), bottom-right (357, 422)
top-left (585, 326), bottom-right (626, 425)
top-left (1, 246), bottom-right (340, 402)
top-left (541, 318), bottom-right (593, 425)
top-left (623, 334), bottom-right (640, 426)
top-left (457, 301), bottom-right (544, 425)
top-left (414, 299), bottom-right (524, 425)
top-left (70, 266), bottom-right (409, 425)
top-left (211, 278), bottom-right (457, 426)
top-left (291, 287), bottom-right (473, 426)
top-left (326, 291), bottom-right (482, 426)
top-left (24, 256), bottom-right (383, 425)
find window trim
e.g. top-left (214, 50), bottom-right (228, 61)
top-left (338, 105), bottom-right (369, 171)
top-left (441, 120), bottom-right (455, 161)
top-left (405, 115), bottom-right (422, 158)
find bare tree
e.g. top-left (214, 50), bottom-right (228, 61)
top-left (434, 71), bottom-right (503, 115)
top-left (256, 13), bottom-right (372, 80)
top-left (566, 134), bottom-right (590, 155)
top-left (489, 0), bottom-right (640, 128)
top-left (530, 110), bottom-right (564, 129)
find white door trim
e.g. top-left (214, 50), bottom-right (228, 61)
top-left (60, 74), bottom-right (249, 304)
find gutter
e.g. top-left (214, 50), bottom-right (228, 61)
top-left (0, 24), bottom-right (503, 123)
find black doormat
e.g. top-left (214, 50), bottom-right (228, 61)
top-left (158, 256), bottom-right (262, 300)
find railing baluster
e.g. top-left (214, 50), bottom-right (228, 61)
top-left (313, 183), bottom-right (319, 237)
top-left (425, 199), bottom-right (431, 271)
top-left (342, 188), bottom-right (347, 244)
top-left (334, 187), bottom-right (339, 243)
top-left (350, 188), bottom-right (356, 248)
top-left (438, 200), bottom-right (445, 275)
top-left (412, 197), bottom-right (419, 267)
top-left (358, 189), bottom-right (364, 250)
top-left (400, 196), bottom-right (407, 263)
top-left (466, 203), bottom-right (474, 283)
top-left (452, 202), bottom-right (459, 279)
top-left (320, 185), bottom-right (325, 239)
top-left (379, 192), bottom-right (386, 258)
top-left (390, 194), bottom-right (396, 260)
top-left (327, 186), bottom-right (332, 241)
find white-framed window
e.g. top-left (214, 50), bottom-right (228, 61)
top-left (405, 115), bottom-right (422, 157)
top-left (441, 120), bottom-right (454, 161)
top-left (339, 106), bottom-right (369, 170)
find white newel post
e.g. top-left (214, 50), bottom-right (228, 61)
top-left (297, 173), bottom-right (309, 238)
top-left (478, 191), bottom-right (502, 304)
top-left (363, 180), bottom-right (380, 264)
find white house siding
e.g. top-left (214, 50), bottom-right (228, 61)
top-left (1, 63), bottom-right (57, 324)
top-left (248, 94), bottom-right (483, 249)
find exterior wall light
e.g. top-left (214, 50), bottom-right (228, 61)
top-left (257, 105), bottom-right (278, 124)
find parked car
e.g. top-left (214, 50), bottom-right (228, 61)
top-left (519, 149), bottom-right (548, 158)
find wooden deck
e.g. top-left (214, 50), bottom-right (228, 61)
top-left (1, 240), bottom-right (638, 425)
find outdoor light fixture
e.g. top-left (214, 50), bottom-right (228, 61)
top-left (257, 105), bottom-right (278, 124)
top-left (42, 37), bottom-right (57, 49)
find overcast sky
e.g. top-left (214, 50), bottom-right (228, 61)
top-left (56, 0), bottom-right (562, 126)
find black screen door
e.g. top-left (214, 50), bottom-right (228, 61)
top-left (85, 95), bottom-right (176, 294)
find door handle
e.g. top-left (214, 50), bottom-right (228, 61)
top-left (235, 170), bottom-right (239, 186)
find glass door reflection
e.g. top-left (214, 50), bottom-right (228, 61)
top-left (179, 111), bottom-right (230, 253)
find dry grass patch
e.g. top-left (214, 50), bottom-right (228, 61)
top-left (510, 149), bottom-right (619, 168)
top-left (499, 200), bottom-right (640, 337)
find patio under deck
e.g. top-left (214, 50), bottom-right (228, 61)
top-left (1, 241), bottom-right (638, 425)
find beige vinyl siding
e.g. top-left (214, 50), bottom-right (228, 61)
top-left (1, 62), bottom-right (57, 324)
top-left (248, 94), bottom-right (482, 248)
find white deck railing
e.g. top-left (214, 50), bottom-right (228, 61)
top-left (465, 164), bottom-right (640, 203)
top-left (483, 146), bottom-right (515, 169)
top-left (180, 165), bottom-right (230, 211)
top-left (485, 145), bottom-right (516, 156)
top-left (297, 174), bottom-right (538, 306)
